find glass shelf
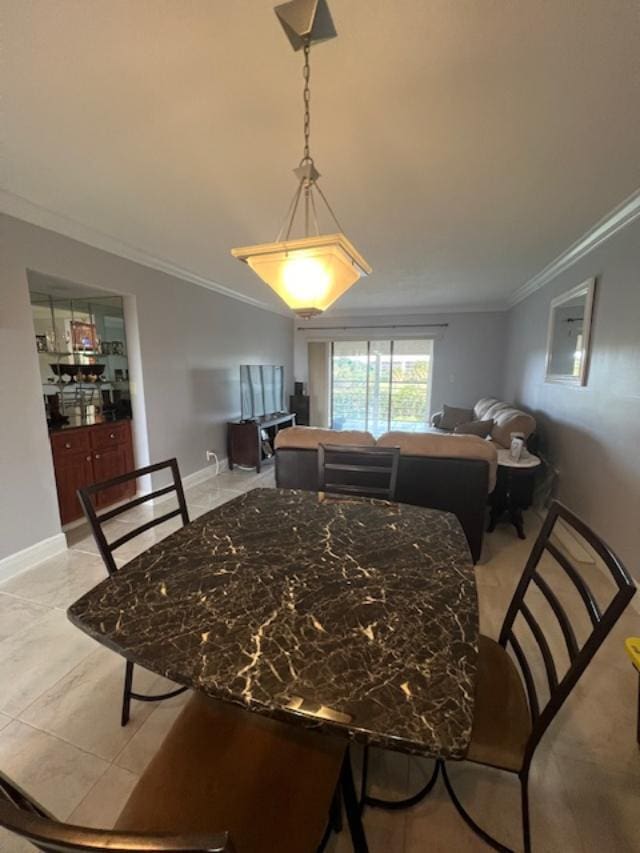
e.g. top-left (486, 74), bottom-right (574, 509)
top-left (37, 351), bottom-right (128, 358)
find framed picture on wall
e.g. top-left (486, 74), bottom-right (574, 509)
top-left (71, 321), bottom-right (97, 351)
top-left (35, 334), bottom-right (48, 353)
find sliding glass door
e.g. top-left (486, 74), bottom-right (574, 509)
top-left (330, 339), bottom-right (433, 436)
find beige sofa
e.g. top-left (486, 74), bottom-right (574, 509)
top-left (431, 397), bottom-right (536, 449)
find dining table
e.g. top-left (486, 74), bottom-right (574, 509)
top-left (68, 487), bottom-right (479, 851)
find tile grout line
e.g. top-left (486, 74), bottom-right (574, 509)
top-left (66, 760), bottom-right (122, 826)
top-left (7, 717), bottom-right (115, 766)
top-left (110, 700), bottom-right (170, 772)
top-left (13, 656), bottom-right (160, 765)
top-left (68, 759), bottom-right (141, 827)
top-left (0, 588), bottom-right (54, 611)
top-left (2, 638), bottom-right (98, 723)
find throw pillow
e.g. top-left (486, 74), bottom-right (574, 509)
top-left (440, 404), bottom-right (474, 430)
top-left (454, 418), bottom-right (494, 438)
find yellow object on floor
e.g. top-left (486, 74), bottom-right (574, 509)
top-left (625, 637), bottom-right (640, 670)
top-left (625, 637), bottom-right (640, 748)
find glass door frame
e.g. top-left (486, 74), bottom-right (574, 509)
top-left (329, 337), bottom-right (433, 434)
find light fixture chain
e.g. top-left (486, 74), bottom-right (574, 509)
top-left (302, 39), bottom-right (311, 162)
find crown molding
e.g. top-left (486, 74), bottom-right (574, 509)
top-left (509, 188), bottom-right (640, 307)
top-left (322, 301), bottom-right (509, 319)
top-left (0, 191), bottom-right (291, 317)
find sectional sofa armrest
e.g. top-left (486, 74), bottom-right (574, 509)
top-left (431, 411), bottom-right (443, 428)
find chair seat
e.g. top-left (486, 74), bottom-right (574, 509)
top-left (467, 635), bottom-right (532, 773)
top-left (115, 693), bottom-right (345, 853)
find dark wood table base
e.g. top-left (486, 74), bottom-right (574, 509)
top-left (488, 462), bottom-right (538, 540)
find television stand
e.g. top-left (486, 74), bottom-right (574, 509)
top-left (227, 412), bottom-right (296, 473)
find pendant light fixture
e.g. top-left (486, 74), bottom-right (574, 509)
top-left (231, 0), bottom-right (371, 318)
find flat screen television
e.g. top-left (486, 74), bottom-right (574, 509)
top-left (240, 365), bottom-right (285, 420)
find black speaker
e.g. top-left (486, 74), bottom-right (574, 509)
top-left (294, 381), bottom-right (304, 396)
top-left (289, 394), bottom-right (310, 426)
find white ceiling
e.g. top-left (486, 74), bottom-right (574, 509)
top-left (3, 0), bottom-right (640, 315)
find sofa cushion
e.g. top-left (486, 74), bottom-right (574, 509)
top-left (491, 408), bottom-right (536, 449)
top-left (274, 426), bottom-right (375, 451)
top-left (377, 431), bottom-right (497, 492)
top-left (473, 397), bottom-right (500, 420)
top-left (454, 418), bottom-right (494, 438)
top-left (439, 404), bottom-right (474, 430)
top-left (472, 398), bottom-right (536, 449)
top-left (482, 401), bottom-right (513, 422)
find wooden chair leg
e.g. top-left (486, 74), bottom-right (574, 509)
top-left (330, 785), bottom-right (343, 832)
top-left (360, 745), bottom-right (369, 813)
top-left (340, 751), bottom-right (369, 853)
top-left (121, 660), bottom-right (134, 727)
top-left (520, 770), bottom-right (531, 853)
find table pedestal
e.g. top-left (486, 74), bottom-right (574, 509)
top-left (488, 462), bottom-right (538, 539)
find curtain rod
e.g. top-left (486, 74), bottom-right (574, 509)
top-left (297, 322), bottom-right (449, 331)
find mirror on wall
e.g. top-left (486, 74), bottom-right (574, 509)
top-left (29, 273), bottom-right (132, 428)
top-left (545, 278), bottom-right (596, 386)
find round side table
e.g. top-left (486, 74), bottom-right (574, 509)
top-left (488, 449), bottom-right (542, 539)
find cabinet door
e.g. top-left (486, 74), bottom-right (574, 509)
top-left (92, 444), bottom-right (134, 508)
top-left (54, 452), bottom-right (95, 524)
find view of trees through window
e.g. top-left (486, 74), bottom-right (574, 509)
top-left (330, 339), bottom-right (433, 436)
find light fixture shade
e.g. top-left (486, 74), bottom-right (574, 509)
top-left (231, 233), bottom-right (371, 317)
top-left (274, 0), bottom-right (337, 51)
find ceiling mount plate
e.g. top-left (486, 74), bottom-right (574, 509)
top-left (274, 0), bottom-right (337, 51)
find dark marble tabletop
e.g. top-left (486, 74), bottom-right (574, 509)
top-left (68, 488), bottom-right (478, 759)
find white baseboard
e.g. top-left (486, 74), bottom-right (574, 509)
top-left (62, 515), bottom-right (91, 533)
top-left (147, 458), bottom-right (229, 506)
top-left (182, 458), bottom-right (229, 490)
top-left (60, 459), bottom-right (232, 522)
top-left (0, 533), bottom-right (68, 584)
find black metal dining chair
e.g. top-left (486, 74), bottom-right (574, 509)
top-left (365, 500), bottom-right (636, 853)
top-left (318, 443), bottom-right (400, 500)
top-left (77, 458), bottom-right (191, 726)
top-left (0, 693), bottom-right (347, 853)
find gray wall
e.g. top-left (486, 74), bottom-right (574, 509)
top-left (0, 214), bottom-right (293, 561)
top-left (503, 218), bottom-right (640, 578)
top-left (295, 311), bottom-right (508, 419)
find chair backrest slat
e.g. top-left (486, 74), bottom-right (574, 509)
top-left (507, 632), bottom-right (540, 720)
top-left (497, 500), bottom-right (635, 764)
top-left (323, 484), bottom-right (393, 497)
top-left (318, 444), bottom-right (400, 501)
top-left (77, 458), bottom-right (189, 577)
top-left (108, 507), bottom-right (184, 552)
top-left (531, 571), bottom-right (579, 661)
top-left (324, 463), bottom-right (395, 475)
top-left (544, 539), bottom-right (602, 626)
top-left (519, 601), bottom-right (559, 693)
top-left (98, 483), bottom-right (177, 522)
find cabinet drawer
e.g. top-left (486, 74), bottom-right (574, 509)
top-left (90, 421), bottom-right (130, 450)
top-left (51, 429), bottom-right (91, 456)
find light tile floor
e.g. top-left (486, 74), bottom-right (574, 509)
top-left (0, 465), bottom-right (638, 852)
